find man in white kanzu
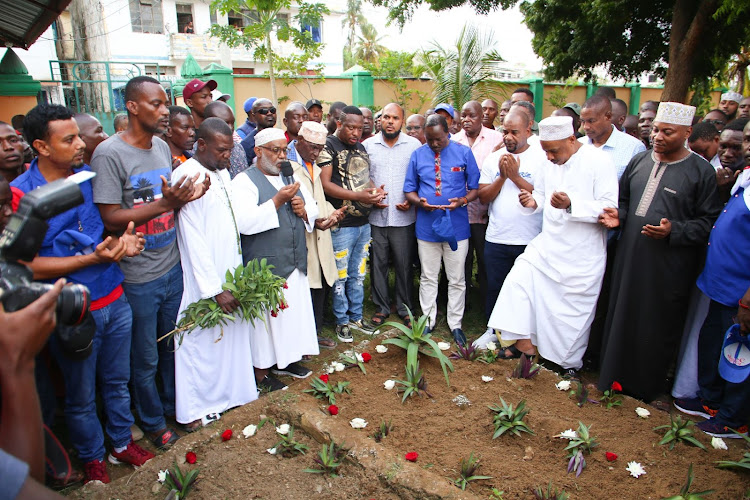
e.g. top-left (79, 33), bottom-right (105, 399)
top-left (173, 118), bottom-right (257, 430)
top-left (232, 127), bottom-right (320, 392)
top-left (487, 115), bottom-right (618, 378)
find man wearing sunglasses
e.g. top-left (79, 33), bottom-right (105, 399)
top-left (240, 98), bottom-right (278, 165)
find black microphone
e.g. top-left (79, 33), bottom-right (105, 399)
top-left (280, 161), bottom-right (295, 185)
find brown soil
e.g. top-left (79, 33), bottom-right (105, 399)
top-left (67, 336), bottom-right (749, 500)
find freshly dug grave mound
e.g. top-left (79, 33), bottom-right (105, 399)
top-left (67, 336), bottom-right (749, 499)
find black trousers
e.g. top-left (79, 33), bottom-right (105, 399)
top-left (310, 282), bottom-right (330, 335)
top-left (465, 223), bottom-right (488, 306)
top-left (370, 224), bottom-right (415, 318)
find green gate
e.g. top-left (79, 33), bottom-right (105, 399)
top-left (47, 60), bottom-right (175, 135)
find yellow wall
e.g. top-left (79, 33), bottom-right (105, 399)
top-left (0, 96), bottom-right (39, 124)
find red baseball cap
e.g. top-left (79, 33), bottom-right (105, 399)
top-left (183, 78), bottom-right (217, 100)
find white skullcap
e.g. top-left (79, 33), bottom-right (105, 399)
top-left (721, 91), bottom-right (743, 103)
top-left (299, 120), bottom-right (328, 145)
top-left (538, 115), bottom-right (574, 141)
top-left (655, 102), bottom-right (695, 126)
top-left (254, 127), bottom-right (286, 147)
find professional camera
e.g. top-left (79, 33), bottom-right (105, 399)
top-left (0, 173), bottom-right (92, 355)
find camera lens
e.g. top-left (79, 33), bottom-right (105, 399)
top-left (56, 284), bottom-right (90, 326)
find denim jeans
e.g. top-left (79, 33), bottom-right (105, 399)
top-left (484, 241), bottom-right (526, 320)
top-left (698, 300), bottom-right (750, 427)
top-left (330, 224), bottom-right (371, 325)
top-left (122, 263), bottom-right (182, 432)
top-left (49, 294), bottom-right (134, 462)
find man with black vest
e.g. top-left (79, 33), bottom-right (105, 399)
top-left (231, 127), bottom-right (320, 392)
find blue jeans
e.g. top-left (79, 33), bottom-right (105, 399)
top-left (122, 263), bottom-right (182, 432)
top-left (484, 241), bottom-right (526, 320)
top-left (331, 224), bottom-right (371, 325)
top-left (49, 294), bottom-right (134, 462)
top-left (697, 300), bottom-right (750, 427)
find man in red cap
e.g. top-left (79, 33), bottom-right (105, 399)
top-left (182, 78), bottom-right (217, 128)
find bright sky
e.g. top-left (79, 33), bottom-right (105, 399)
top-left (361, 2), bottom-right (543, 71)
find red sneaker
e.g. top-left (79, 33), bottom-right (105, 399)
top-left (108, 440), bottom-right (156, 467)
top-left (83, 459), bottom-right (110, 484)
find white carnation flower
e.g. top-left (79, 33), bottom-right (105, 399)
top-left (157, 470), bottom-right (167, 483)
top-left (333, 362), bottom-right (346, 372)
top-left (635, 407), bottom-right (651, 418)
top-left (242, 424), bottom-right (257, 438)
top-left (555, 380), bottom-right (571, 391)
top-left (711, 437), bottom-right (728, 450)
top-left (356, 353), bottom-right (364, 363)
top-left (383, 380), bottom-right (396, 390)
top-left (481, 375), bottom-right (494, 382)
top-left (626, 461), bottom-right (646, 478)
top-left (555, 429), bottom-right (578, 440)
top-left (350, 418), bottom-right (368, 429)
top-left (437, 341), bottom-right (451, 351)
top-left (485, 341), bottom-right (497, 352)
top-left (275, 424), bottom-right (290, 435)
top-left (375, 345), bottom-right (388, 353)
top-left (267, 447), bottom-right (277, 455)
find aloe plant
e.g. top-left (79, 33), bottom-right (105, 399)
top-left (716, 430), bottom-right (750, 470)
top-left (452, 453), bottom-right (492, 490)
top-left (164, 461), bottom-right (200, 499)
top-left (303, 378), bottom-right (351, 404)
top-left (488, 398), bottom-right (534, 438)
top-left (379, 306), bottom-right (454, 386)
top-left (511, 353), bottom-right (540, 379)
top-left (304, 441), bottom-right (348, 476)
top-left (533, 482), bottom-right (569, 500)
top-left (272, 425), bottom-right (309, 457)
top-left (662, 464), bottom-right (714, 499)
top-left (563, 422), bottom-right (598, 477)
top-left (395, 361), bottom-right (432, 402)
top-left (655, 415), bottom-right (707, 451)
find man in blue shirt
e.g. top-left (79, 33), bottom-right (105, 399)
top-left (404, 114), bottom-right (480, 346)
top-left (12, 104), bottom-right (153, 484)
top-left (673, 122), bottom-right (750, 438)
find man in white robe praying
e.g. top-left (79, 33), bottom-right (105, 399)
top-left (173, 118), bottom-right (257, 430)
top-left (488, 115), bottom-right (618, 377)
top-left (232, 127), bottom-right (320, 392)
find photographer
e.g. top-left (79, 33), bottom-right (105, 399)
top-left (11, 104), bottom-right (151, 484)
top-left (1, 279), bottom-right (65, 499)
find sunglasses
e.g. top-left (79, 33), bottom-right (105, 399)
top-left (705, 119), bottom-right (726, 126)
top-left (256, 107), bottom-right (277, 115)
top-left (257, 145), bottom-right (287, 155)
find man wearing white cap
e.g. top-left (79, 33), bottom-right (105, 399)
top-left (288, 121), bottom-right (346, 348)
top-left (598, 102), bottom-right (723, 402)
top-left (719, 91), bottom-right (743, 121)
top-left (231, 127), bottom-right (320, 392)
top-left (487, 115), bottom-right (618, 376)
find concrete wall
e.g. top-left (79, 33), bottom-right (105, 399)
top-left (0, 96), bottom-right (38, 124)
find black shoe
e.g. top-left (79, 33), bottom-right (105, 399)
top-left (452, 328), bottom-right (467, 347)
top-left (272, 362), bottom-right (312, 379)
top-left (258, 375), bottom-right (288, 393)
top-left (147, 427), bottom-right (180, 451)
top-left (336, 324), bottom-right (353, 343)
top-left (562, 368), bottom-right (580, 382)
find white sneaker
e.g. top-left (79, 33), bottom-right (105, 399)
top-left (472, 327), bottom-right (499, 350)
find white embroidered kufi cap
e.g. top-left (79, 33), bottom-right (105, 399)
top-left (538, 115), bottom-right (574, 141)
top-left (655, 102), bottom-right (695, 126)
top-left (299, 121), bottom-right (328, 145)
top-left (254, 127), bottom-right (286, 146)
top-left (721, 91), bottom-right (743, 103)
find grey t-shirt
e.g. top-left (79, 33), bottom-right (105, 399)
top-left (91, 134), bottom-right (180, 284)
top-left (0, 448), bottom-right (29, 500)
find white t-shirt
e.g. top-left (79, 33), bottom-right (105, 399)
top-left (480, 144), bottom-right (547, 245)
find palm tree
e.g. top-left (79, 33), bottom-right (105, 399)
top-left (342, 0), bottom-right (365, 70)
top-left (420, 24), bottom-right (506, 111)
top-left (354, 23), bottom-right (388, 65)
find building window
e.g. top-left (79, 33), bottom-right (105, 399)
top-left (302, 22), bottom-right (321, 43)
top-left (276, 13), bottom-right (289, 24)
top-left (210, 8), bottom-right (217, 25)
top-left (233, 67), bottom-right (255, 75)
top-left (130, 0), bottom-right (164, 34)
top-left (228, 9), bottom-right (259, 29)
top-left (145, 65), bottom-right (175, 78)
top-left (176, 4), bottom-right (193, 33)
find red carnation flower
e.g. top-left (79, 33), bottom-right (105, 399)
top-left (605, 452), bottom-right (618, 462)
top-left (319, 374), bottom-right (329, 383)
top-left (186, 451), bottom-right (197, 464)
top-left (283, 282), bottom-right (288, 289)
top-left (328, 404), bottom-right (339, 415)
top-left (361, 352), bottom-right (372, 363)
top-left (271, 310), bottom-right (278, 317)
top-left (405, 452), bottom-right (418, 462)
top-left (280, 301), bottom-right (288, 310)
top-left (221, 429), bottom-right (233, 441)
top-left (611, 381), bottom-right (622, 392)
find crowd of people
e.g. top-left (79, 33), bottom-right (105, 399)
top-left (1, 76), bottom-right (749, 491)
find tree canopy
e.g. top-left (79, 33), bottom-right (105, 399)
top-left (371, 0), bottom-right (750, 101)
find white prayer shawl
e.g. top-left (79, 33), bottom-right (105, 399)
top-left (231, 172), bottom-right (320, 369)
top-left (488, 144), bottom-right (619, 369)
top-left (173, 158), bottom-right (258, 424)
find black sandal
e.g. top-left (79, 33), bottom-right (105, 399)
top-left (371, 312), bottom-right (388, 326)
top-left (401, 315), bottom-right (412, 329)
top-left (499, 344), bottom-right (523, 359)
